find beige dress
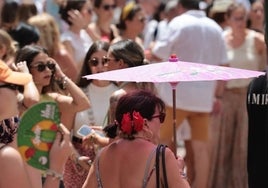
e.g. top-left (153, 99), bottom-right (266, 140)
top-left (209, 30), bottom-right (263, 188)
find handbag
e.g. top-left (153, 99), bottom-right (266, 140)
top-left (156, 144), bottom-right (169, 188)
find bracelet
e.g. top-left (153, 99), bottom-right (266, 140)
top-left (88, 159), bottom-right (93, 166)
top-left (71, 152), bottom-right (80, 164)
top-left (58, 76), bottom-right (69, 90)
top-left (45, 169), bottom-right (63, 180)
top-left (62, 76), bottom-right (69, 90)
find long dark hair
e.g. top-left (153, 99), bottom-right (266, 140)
top-left (15, 45), bottom-right (57, 94)
top-left (76, 40), bottom-right (110, 87)
top-left (109, 39), bottom-right (146, 68)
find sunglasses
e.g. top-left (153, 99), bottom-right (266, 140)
top-left (0, 84), bottom-right (19, 91)
top-left (89, 57), bottom-right (109, 66)
top-left (151, 112), bottom-right (166, 123)
top-left (30, 62), bottom-right (56, 72)
top-left (103, 57), bottom-right (118, 63)
top-left (102, 4), bottom-right (116, 11)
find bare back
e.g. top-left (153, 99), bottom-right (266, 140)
top-left (83, 138), bottom-right (190, 188)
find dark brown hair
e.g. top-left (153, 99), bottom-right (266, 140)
top-left (77, 40), bottom-right (110, 87)
top-left (104, 90), bottom-right (165, 139)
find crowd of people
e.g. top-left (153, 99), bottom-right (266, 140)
top-left (0, 0), bottom-right (267, 188)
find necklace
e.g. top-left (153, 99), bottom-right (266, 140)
top-left (134, 136), bottom-right (151, 143)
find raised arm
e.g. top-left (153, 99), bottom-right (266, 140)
top-left (53, 61), bottom-right (90, 112)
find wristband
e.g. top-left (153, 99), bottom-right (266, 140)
top-left (45, 169), bottom-right (63, 180)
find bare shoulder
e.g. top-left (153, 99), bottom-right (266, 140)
top-left (111, 36), bottom-right (122, 45)
top-left (253, 31), bottom-right (266, 53)
top-left (0, 146), bottom-right (32, 187)
top-left (254, 31), bottom-right (265, 43)
top-left (0, 145), bottom-right (24, 168)
top-left (110, 89), bottom-right (126, 102)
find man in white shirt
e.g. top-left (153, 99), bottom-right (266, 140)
top-left (152, 0), bottom-right (227, 187)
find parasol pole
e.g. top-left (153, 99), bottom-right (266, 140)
top-left (169, 54), bottom-right (179, 155)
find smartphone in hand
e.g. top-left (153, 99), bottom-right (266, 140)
top-left (77, 125), bottom-right (94, 137)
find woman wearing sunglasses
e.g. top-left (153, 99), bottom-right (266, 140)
top-left (14, 45), bottom-right (90, 187)
top-left (0, 60), bottom-right (73, 188)
top-left (82, 90), bottom-right (190, 188)
top-left (111, 1), bottom-right (146, 48)
top-left (63, 41), bottom-right (118, 188)
top-left (82, 39), bottom-right (156, 147)
top-left (88, 0), bottom-right (119, 42)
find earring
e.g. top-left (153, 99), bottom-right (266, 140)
top-left (144, 129), bottom-right (153, 141)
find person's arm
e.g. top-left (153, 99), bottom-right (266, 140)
top-left (212, 80), bottom-right (226, 115)
top-left (53, 61), bottom-right (90, 112)
top-left (16, 61), bottom-right (39, 112)
top-left (43, 123), bottom-right (73, 188)
top-left (254, 31), bottom-right (267, 71)
top-left (83, 132), bottom-right (112, 148)
top-left (164, 147), bottom-right (190, 188)
top-left (0, 146), bottom-right (33, 188)
top-left (67, 9), bottom-right (100, 41)
top-left (82, 156), bottom-right (98, 188)
top-left (55, 47), bottom-right (79, 82)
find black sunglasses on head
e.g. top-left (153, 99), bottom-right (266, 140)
top-left (30, 62), bottom-right (56, 72)
top-left (0, 84), bottom-right (19, 91)
top-left (102, 4), bottom-right (116, 11)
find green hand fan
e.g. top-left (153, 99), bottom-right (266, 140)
top-left (17, 101), bottom-right (60, 170)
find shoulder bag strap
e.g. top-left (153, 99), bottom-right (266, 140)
top-left (156, 144), bottom-right (169, 188)
top-left (156, 144), bottom-right (161, 188)
top-left (161, 145), bottom-right (169, 188)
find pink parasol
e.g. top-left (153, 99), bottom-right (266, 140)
top-left (84, 59), bottom-right (264, 83)
top-left (84, 56), bottom-right (265, 153)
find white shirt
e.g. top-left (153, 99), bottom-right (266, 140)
top-left (73, 83), bottom-right (118, 138)
top-left (153, 10), bottom-right (228, 112)
top-left (61, 29), bottom-right (93, 64)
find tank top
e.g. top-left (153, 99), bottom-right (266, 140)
top-left (225, 30), bottom-right (262, 88)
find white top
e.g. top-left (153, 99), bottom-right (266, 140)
top-left (143, 19), bottom-right (158, 50)
top-left (224, 30), bottom-right (261, 88)
top-left (61, 29), bottom-right (93, 64)
top-left (153, 10), bottom-right (228, 112)
top-left (73, 83), bottom-right (118, 138)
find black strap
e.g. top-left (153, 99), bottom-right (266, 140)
top-left (161, 145), bottom-right (168, 188)
top-left (156, 144), bottom-right (169, 188)
top-left (156, 145), bottom-right (161, 188)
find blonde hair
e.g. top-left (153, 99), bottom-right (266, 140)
top-left (0, 29), bottom-right (17, 62)
top-left (28, 13), bottom-right (61, 57)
